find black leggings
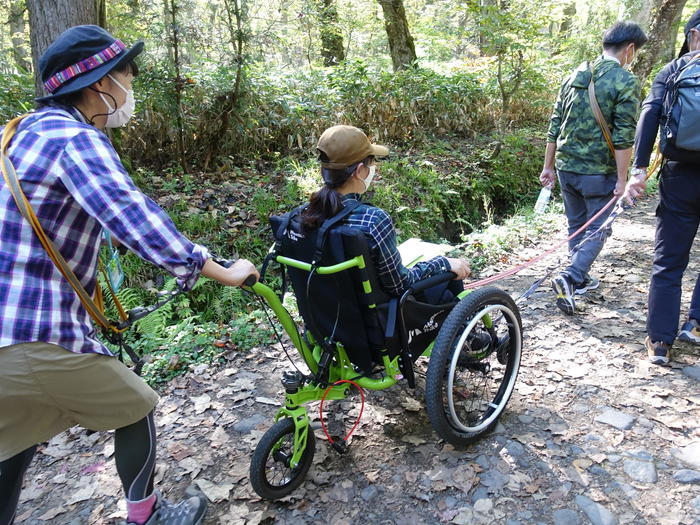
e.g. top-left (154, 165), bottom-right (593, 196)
top-left (0, 411), bottom-right (156, 524)
top-left (0, 445), bottom-right (36, 525)
top-left (114, 411), bottom-right (157, 501)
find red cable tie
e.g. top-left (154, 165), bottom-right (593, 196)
top-left (319, 379), bottom-right (365, 445)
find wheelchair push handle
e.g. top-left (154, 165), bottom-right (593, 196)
top-left (211, 256), bottom-right (258, 287)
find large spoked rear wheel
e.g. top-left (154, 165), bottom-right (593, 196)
top-left (249, 418), bottom-right (316, 500)
top-left (425, 286), bottom-right (522, 447)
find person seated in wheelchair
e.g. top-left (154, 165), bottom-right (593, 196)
top-left (303, 125), bottom-right (471, 303)
top-left (272, 125), bottom-right (493, 366)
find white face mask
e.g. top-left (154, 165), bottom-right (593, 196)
top-left (99, 74), bottom-right (135, 128)
top-left (361, 165), bottom-right (376, 192)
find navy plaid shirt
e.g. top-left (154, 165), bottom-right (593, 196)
top-left (0, 106), bottom-right (208, 355)
top-left (340, 193), bottom-right (450, 296)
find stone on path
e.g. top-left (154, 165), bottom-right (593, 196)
top-left (691, 495), bottom-right (700, 512)
top-left (473, 498), bottom-right (493, 513)
top-left (232, 413), bottom-right (267, 433)
top-left (623, 451), bottom-right (657, 483)
top-left (672, 442), bottom-right (700, 469)
top-left (672, 469), bottom-right (700, 484)
top-left (594, 409), bottom-right (635, 431)
top-left (575, 495), bottom-right (618, 525)
top-left (682, 366), bottom-right (700, 382)
top-left (451, 507), bottom-right (474, 525)
top-left (553, 508), bottom-right (581, 525)
top-left (361, 485), bottom-right (379, 501)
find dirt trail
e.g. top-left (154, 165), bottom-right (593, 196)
top-left (14, 195), bottom-right (700, 525)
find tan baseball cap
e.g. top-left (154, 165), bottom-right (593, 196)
top-left (317, 125), bottom-right (389, 169)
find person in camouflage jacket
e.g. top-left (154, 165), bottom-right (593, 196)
top-left (540, 21), bottom-right (647, 315)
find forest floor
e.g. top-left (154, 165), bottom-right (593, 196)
top-left (14, 193), bottom-right (700, 525)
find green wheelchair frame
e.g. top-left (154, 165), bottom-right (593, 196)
top-left (246, 249), bottom-right (523, 500)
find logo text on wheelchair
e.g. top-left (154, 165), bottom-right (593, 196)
top-left (408, 309), bottom-right (445, 344)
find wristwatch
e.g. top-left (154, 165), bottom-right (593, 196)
top-left (630, 167), bottom-right (647, 178)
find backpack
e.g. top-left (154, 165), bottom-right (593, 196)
top-left (660, 54), bottom-right (700, 163)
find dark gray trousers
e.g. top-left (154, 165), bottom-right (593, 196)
top-left (557, 170), bottom-right (617, 285)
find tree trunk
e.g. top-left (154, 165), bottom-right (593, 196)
top-left (629, 0), bottom-right (656, 29)
top-left (165, 0), bottom-right (186, 170)
top-left (316, 0), bottom-right (345, 66)
top-left (631, 0), bottom-right (689, 83)
top-left (659, 4), bottom-right (686, 63)
top-left (9, 0), bottom-right (32, 72)
top-left (26, 0), bottom-right (104, 96)
top-left (377, 0), bottom-right (416, 71)
top-left (559, 2), bottom-right (577, 36)
top-left (475, 0), bottom-right (497, 56)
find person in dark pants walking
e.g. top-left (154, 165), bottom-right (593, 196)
top-left (540, 21), bottom-right (647, 315)
top-left (625, 9), bottom-right (700, 365)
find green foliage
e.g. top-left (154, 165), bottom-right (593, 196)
top-left (456, 200), bottom-right (565, 273)
top-left (0, 71), bottom-right (33, 122)
top-left (370, 129), bottom-right (544, 242)
top-left (135, 313), bottom-right (275, 385)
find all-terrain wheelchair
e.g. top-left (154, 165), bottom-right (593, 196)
top-left (244, 203), bottom-right (523, 500)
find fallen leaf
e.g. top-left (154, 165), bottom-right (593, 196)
top-left (38, 507), bottom-right (67, 521)
top-left (195, 478), bottom-right (234, 503)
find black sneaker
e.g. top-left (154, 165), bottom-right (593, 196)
top-left (574, 276), bottom-right (600, 295)
top-left (457, 330), bottom-right (493, 366)
top-left (645, 337), bottom-right (671, 366)
top-left (552, 274), bottom-right (576, 315)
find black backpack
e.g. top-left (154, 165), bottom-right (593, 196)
top-left (660, 54), bottom-right (700, 163)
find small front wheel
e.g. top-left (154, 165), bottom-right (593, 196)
top-left (425, 286), bottom-right (522, 447)
top-left (249, 417), bottom-right (315, 500)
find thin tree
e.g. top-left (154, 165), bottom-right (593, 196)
top-left (377, 0), bottom-right (417, 71)
top-left (316, 0), bottom-right (345, 66)
top-left (203, 0), bottom-right (247, 168)
top-left (26, 0), bottom-right (105, 96)
top-left (165, 0), bottom-right (186, 169)
top-left (8, 0), bottom-right (31, 72)
top-left (632, 0), bottom-right (689, 82)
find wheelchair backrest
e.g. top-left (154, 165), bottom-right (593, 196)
top-left (269, 203), bottom-right (392, 373)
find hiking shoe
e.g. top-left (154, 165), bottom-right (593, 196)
top-left (129, 491), bottom-right (207, 525)
top-left (468, 330), bottom-right (492, 352)
top-left (457, 330), bottom-right (492, 366)
top-left (552, 274), bottom-right (576, 315)
top-left (678, 318), bottom-right (700, 344)
top-left (574, 276), bottom-right (600, 295)
top-left (645, 337), bottom-right (671, 366)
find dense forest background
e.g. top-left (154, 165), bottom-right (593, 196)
top-left (0, 0), bottom-right (694, 380)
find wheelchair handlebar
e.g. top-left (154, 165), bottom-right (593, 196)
top-left (211, 256), bottom-right (257, 287)
top-left (406, 271), bottom-right (457, 295)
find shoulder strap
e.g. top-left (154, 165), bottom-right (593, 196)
top-left (0, 115), bottom-right (124, 335)
top-left (312, 199), bottom-right (362, 263)
top-left (586, 64), bottom-right (616, 158)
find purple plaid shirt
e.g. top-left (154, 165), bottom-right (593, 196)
top-left (0, 105), bottom-right (209, 355)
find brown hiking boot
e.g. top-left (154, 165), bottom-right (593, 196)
top-left (645, 337), bottom-right (671, 366)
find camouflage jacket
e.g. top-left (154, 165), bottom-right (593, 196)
top-left (547, 56), bottom-right (641, 175)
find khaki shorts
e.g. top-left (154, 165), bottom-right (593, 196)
top-left (0, 342), bottom-right (159, 461)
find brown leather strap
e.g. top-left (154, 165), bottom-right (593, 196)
top-left (587, 65), bottom-right (616, 157)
